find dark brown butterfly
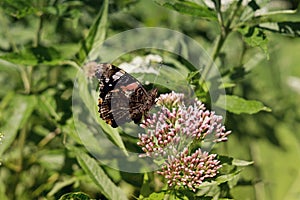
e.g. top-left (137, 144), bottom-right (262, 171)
top-left (91, 63), bottom-right (157, 128)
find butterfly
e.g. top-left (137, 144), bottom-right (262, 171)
top-left (90, 63), bottom-right (157, 128)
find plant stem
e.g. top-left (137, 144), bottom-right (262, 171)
top-left (200, 29), bottom-right (227, 86)
top-left (200, 1), bottom-right (242, 85)
top-left (35, 14), bottom-right (44, 47)
top-left (19, 66), bottom-right (31, 94)
top-left (17, 126), bottom-right (27, 172)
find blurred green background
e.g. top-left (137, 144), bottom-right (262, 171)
top-left (0, 0), bottom-right (300, 199)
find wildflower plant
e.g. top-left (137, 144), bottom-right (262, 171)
top-left (138, 92), bottom-right (231, 192)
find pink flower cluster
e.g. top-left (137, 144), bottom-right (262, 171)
top-left (137, 92), bottom-right (231, 191)
top-left (157, 148), bottom-right (221, 192)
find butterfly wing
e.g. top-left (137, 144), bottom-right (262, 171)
top-left (129, 87), bottom-right (157, 123)
top-left (95, 63), bottom-right (155, 127)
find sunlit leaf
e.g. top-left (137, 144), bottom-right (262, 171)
top-left (259, 21), bottom-right (300, 37)
top-left (48, 178), bottom-right (77, 197)
top-left (154, 0), bottom-right (217, 20)
top-left (238, 26), bottom-right (269, 57)
top-left (216, 95), bottom-right (271, 114)
top-left (232, 159), bottom-right (254, 166)
top-left (143, 192), bottom-right (166, 200)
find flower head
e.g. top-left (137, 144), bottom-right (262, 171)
top-left (138, 92), bottom-right (231, 191)
top-left (138, 92), bottom-right (230, 158)
top-left (157, 148), bottom-right (221, 192)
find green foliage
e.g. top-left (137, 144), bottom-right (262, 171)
top-left (216, 95), bottom-right (271, 114)
top-left (154, 0), bottom-right (217, 20)
top-left (74, 149), bottom-right (127, 200)
top-left (0, 0), bottom-right (300, 199)
top-left (59, 192), bottom-right (91, 200)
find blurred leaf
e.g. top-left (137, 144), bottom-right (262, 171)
top-left (144, 192), bottom-right (166, 200)
top-left (0, 46), bottom-right (62, 65)
top-left (0, 178), bottom-right (9, 200)
top-left (218, 155), bottom-right (234, 165)
top-left (48, 178), bottom-right (77, 197)
top-left (1, 0), bottom-right (38, 18)
top-left (43, 1), bottom-right (84, 17)
top-left (216, 95), bottom-right (271, 114)
top-left (37, 92), bottom-right (60, 121)
top-left (239, 0), bottom-right (299, 27)
top-left (139, 173), bottom-right (152, 199)
top-left (154, 0), bottom-right (217, 20)
top-left (229, 65), bottom-right (249, 81)
top-left (77, 0), bottom-right (108, 62)
top-left (58, 192), bottom-right (91, 200)
top-left (37, 149), bottom-right (65, 170)
top-left (0, 95), bottom-right (36, 156)
top-left (247, 0), bottom-right (260, 11)
top-left (232, 159), bottom-right (254, 167)
top-left (75, 150), bottom-right (128, 200)
top-left (259, 21), bottom-right (300, 37)
top-left (238, 26), bottom-right (269, 57)
top-left (216, 170), bottom-right (241, 184)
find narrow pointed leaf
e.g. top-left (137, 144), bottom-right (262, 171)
top-left (75, 150), bottom-right (127, 200)
top-left (155, 0), bottom-right (217, 20)
top-left (77, 0), bottom-right (109, 62)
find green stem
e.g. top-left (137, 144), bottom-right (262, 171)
top-left (200, 1), bottom-right (243, 85)
top-left (19, 66), bottom-right (32, 94)
top-left (17, 126), bottom-right (27, 171)
top-left (35, 14), bottom-right (44, 47)
top-left (200, 29), bottom-right (227, 86)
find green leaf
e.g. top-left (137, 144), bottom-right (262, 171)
top-left (216, 170), bottom-right (241, 184)
top-left (232, 159), bottom-right (254, 167)
top-left (238, 26), bottom-right (269, 57)
top-left (144, 192), bottom-right (166, 200)
top-left (0, 46), bottom-right (62, 66)
top-left (75, 150), bottom-right (127, 200)
top-left (218, 155), bottom-right (234, 165)
top-left (0, 94), bottom-right (36, 156)
top-left (154, 0), bottom-right (217, 20)
top-left (139, 173), bottom-right (152, 199)
top-left (1, 0), bottom-right (38, 18)
top-left (58, 192), bottom-right (91, 200)
top-left (37, 92), bottom-right (61, 121)
top-left (77, 0), bottom-right (109, 62)
top-left (259, 21), bottom-right (300, 37)
top-left (0, 177), bottom-right (9, 200)
top-left (48, 178), bottom-right (77, 197)
top-left (133, 65), bottom-right (191, 93)
top-left (216, 95), bottom-right (271, 114)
